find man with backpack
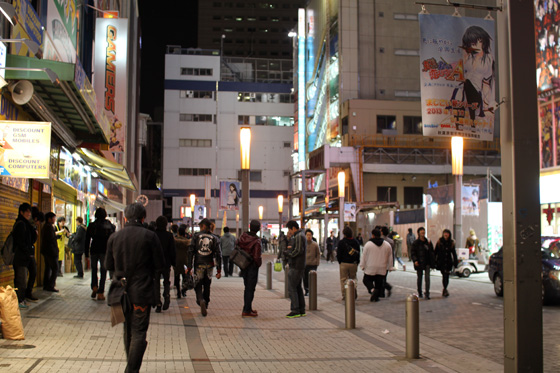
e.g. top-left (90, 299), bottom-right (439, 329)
top-left (85, 208), bottom-right (115, 301)
top-left (11, 203), bottom-right (37, 309)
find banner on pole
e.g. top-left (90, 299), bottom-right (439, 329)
top-left (462, 184), bottom-right (480, 216)
top-left (219, 181), bottom-right (240, 211)
top-left (419, 14), bottom-right (496, 141)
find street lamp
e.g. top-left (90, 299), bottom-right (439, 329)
top-left (240, 127), bottom-right (251, 233)
top-left (258, 205), bottom-right (264, 238)
top-left (338, 171), bottom-right (345, 238)
top-left (236, 212), bottom-right (239, 238)
top-left (190, 194), bottom-right (196, 235)
top-left (277, 195), bottom-right (283, 254)
top-left (451, 136), bottom-right (463, 246)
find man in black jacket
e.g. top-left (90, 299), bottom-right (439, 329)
top-left (105, 202), bottom-right (164, 373)
top-left (238, 220), bottom-right (262, 317)
top-left (187, 218), bottom-right (222, 317)
top-left (154, 215), bottom-right (176, 313)
top-left (41, 212), bottom-right (59, 293)
top-left (12, 203), bottom-right (37, 308)
top-left (72, 217), bottom-right (87, 278)
top-left (85, 208), bottom-right (115, 301)
top-left (284, 220), bottom-right (306, 318)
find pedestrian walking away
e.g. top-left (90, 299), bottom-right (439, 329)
top-left (435, 229), bottom-right (458, 297)
top-left (410, 227), bottom-right (435, 299)
top-left (284, 220), bottom-right (307, 318)
top-left (41, 212), bottom-right (59, 294)
top-left (105, 202), bottom-right (164, 373)
top-left (187, 218), bottom-right (222, 317)
top-left (174, 224), bottom-right (190, 298)
top-left (71, 217), bottom-right (87, 278)
top-left (154, 216), bottom-right (176, 313)
top-left (12, 203), bottom-right (38, 309)
top-left (360, 228), bottom-right (393, 302)
top-left (326, 231), bottom-right (338, 263)
top-left (238, 220), bottom-right (262, 317)
top-left (85, 207), bottom-right (116, 301)
top-left (304, 229), bottom-right (321, 296)
top-left (220, 226), bottom-right (236, 276)
top-left (337, 226), bottom-right (360, 300)
top-left (380, 226), bottom-right (394, 298)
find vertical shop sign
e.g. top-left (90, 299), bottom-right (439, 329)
top-left (43, 0), bottom-right (78, 63)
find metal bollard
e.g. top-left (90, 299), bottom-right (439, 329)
top-left (309, 270), bottom-right (317, 311)
top-left (266, 261), bottom-right (272, 290)
top-left (284, 264), bottom-right (289, 298)
top-left (406, 294), bottom-right (420, 359)
top-left (345, 279), bottom-right (356, 329)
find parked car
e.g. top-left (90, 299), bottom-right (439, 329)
top-left (488, 247), bottom-right (560, 304)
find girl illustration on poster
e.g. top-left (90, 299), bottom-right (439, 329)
top-left (227, 183), bottom-right (239, 208)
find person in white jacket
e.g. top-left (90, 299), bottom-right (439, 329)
top-left (360, 228), bottom-right (393, 302)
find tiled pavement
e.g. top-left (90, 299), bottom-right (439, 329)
top-left (0, 254), bottom-right (544, 372)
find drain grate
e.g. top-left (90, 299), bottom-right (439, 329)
top-left (0, 344), bottom-right (36, 349)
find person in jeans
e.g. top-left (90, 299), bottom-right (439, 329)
top-left (220, 226), bottom-right (236, 277)
top-left (303, 229), bottom-right (320, 296)
top-left (435, 229), bottom-right (458, 297)
top-left (174, 225), bottom-right (190, 298)
top-left (12, 203), bottom-right (37, 309)
top-left (154, 216), bottom-right (176, 313)
top-left (72, 217), bottom-right (87, 278)
top-left (410, 227), bottom-right (435, 299)
top-left (361, 228), bottom-right (393, 302)
top-left (41, 212), bottom-right (59, 293)
top-left (284, 220), bottom-right (306, 318)
top-left (105, 202), bottom-right (164, 373)
top-left (85, 208), bottom-right (115, 301)
top-left (238, 220), bottom-right (262, 317)
top-left (337, 226), bottom-right (361, 300)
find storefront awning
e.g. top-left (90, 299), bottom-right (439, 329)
top-left (96, 194), bottom-right (126, 214)
top-left (5, 55), bottom-right (111, 147)
top-left (77, 148), bottom-right (137, 191)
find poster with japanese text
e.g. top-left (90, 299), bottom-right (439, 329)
top-left (419, 14), bottom-right (496, 141)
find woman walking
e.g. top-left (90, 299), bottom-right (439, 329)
top-left (434, 229), bottom-right (458, 297)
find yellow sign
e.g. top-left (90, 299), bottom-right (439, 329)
top-left (0, 121), bottom-right (51, 178)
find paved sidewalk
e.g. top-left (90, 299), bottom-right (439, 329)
top-left (0, 262), bottom-right (503, 373)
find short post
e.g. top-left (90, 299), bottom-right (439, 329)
top-left (406, 294), bottom-right (420, 359)
top-left (266, 261), bottom-right (272, 290)
top-left (345, 279), bottom-right (356, 329)
top-left (309, 270), bottom-right (317, 311)
top-left (284, 264), bottom-right (289, 298)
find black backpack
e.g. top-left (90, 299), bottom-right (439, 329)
top-left (1, 232), bottom-right (14, 265)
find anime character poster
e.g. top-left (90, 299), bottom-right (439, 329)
top-left (344, 203), bottom-right (356, 222)
top-left (535, 0), bottom-right (560, 94)
top-left (555, 104), bottom-right (560, 166)
top-left (219, 181), bottom-right (240, 211)
top-left (194, 205), bottom-right (206, 223)
top-left (419, 14), bottom-right (496, 141)
top-left (461, 185), bottom-right (479, 216)
top-left (541, 105), bottom-right (554, 168)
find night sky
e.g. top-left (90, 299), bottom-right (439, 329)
top-left (138, 0), bottom-right (198, 121)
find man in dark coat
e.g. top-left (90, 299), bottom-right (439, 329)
top-left (187, 218), bottom-right (222, 317)
top-left (105, 202), bottom-right (164, 373)
top-left (12, 203), bottom-right (37, 308)
top-left (154, 215), bottom-right (176, 312)
top-left (85, 207), bottom-right (115, 301)
top-left (72, 217), bottom-right (87, 278)
top-left (238, 220), bottom-right (262, 317)
top-left (284, 220), bottom-right (306, 318)
top-left (41, 212), bottom-right (59, 293)
top-left (410, 227), bottom-right (435, 299)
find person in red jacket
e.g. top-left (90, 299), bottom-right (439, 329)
top-left (238, 220), bottom-right (262, 317)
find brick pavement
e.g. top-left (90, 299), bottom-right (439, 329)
top-left (0, 258), bottom-right (513, 372)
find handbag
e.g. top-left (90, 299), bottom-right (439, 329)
top-left (230, 247), bottom-right (253, 270)
top-left (274, 259), bottom-right (282, 272)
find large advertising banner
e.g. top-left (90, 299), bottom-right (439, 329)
top-left (344, 203), bottom-right (356, 222)
top-left (536, 1), bottom-right (560, 94)
top-left (219, 181), bottom-right (240, 211)
top-left (11, 0), bottom-right (43, 57)
top-left (462, 185), bottom-right (480, 216)
top-left (94, 18), bottom-right (129, 156)
top-left (43, 0), bottom-right (78, 63)
top-left (419, 14), bottom-right (496, 141)
top-left (0, 121), bottom-right (51, 178)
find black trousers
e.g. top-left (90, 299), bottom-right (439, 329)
top-left (42, 255), bottom-right (58, 290)
top-left (123, 303), bottom-right (151, 373)
top-left (25, 256), bottom-right (37, 296)
top-left (153, 266), bottom-right (171, 305)
top-left (362, 273), bottom-right (375, 294)
top-left (222, 255), bottom-right (233, 276)
top-left (74, 253), bottom-right (84, 277)
top-left (303, 265), bottom-right (318, 293)
top-left (288, 268), bottom-right (305, 314)
top-left (371, 275), bottom-right (386, 301)
top-left (441, 270), bottom-right (450, 290)
top-left (194, 267), bottom-right (213, 305)
top-left (13, 265), bottom-right (28, 303)
top-left (242, 265), bottom-right (259, 313)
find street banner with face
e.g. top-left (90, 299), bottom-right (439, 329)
top-left (462, 185), bottom-right (480, 216)
top-left (219, 181), bottom-right (240, 211)
top-left (344, 203), bottom-right (356, 222)
top-left (419, 14), bottom-right (496, 141)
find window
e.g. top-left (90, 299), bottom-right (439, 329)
top-left (213, 15), bottom-right (221, 20)
top-left (179, 139), bottom-right (212, 147)
top-left (394, 13), bottom-right (418, 20)
top-left (395, 90), bottom-right (421, 98)
top-left (404, 187), bottom-right (423, 205)
top-left (403, 116), bottom-right (423, 134)
top-left (377, 115), bottom-right (396, 134)
top-left (180, 90), bottom-right (213, 99)
top-left (283, 170), bottom-right (290, 177)
top-left (247, 16), bottom-right (256, 21)
top-left (238, 115), bottom-right (250, 124)
top-left (394, 49), bottom-right (420, 56)
top-left (283, 142), bottom-right (291, 148)
top-left (237, 170), bottom-right (262, 182)
top-left (180, 67), bottom-right (213, 76)
top-left (213, 2), bottom-right (221, 7)
top-left (179, 168), bottom-right (212, 176)
top-left (377, 186), bottom-right (397, 202)
top-left (179, 114), bottom-right (214, 122)
top-left (236, 92), bottom-right (294, 103)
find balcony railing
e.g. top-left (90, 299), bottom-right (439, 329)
top-left (348, 134), bottom-right (500, 152)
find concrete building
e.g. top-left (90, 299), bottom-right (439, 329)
top-left (163, 47), bottom-right (294, 234)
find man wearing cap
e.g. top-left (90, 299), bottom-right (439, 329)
top-left (187, 218), bottom-right (222, 317)
top-left (237, 220), bottom-right (262, 317)
top-left (105, 203), bottom-right (164, 373)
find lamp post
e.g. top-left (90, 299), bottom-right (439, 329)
top-left (277, 194), bottom-right (283, 232)
top-left (190, 194), bottom-right (196, 235)
top-left (451, 137), bottom-right (463, 247)
top-left (258, 205), bottom-right (264, 238)
top-left (338, 171), bottom-right (345, 238)
top-left (240, 127), bottom-right (251, 233)
top-left (236, 212), bottom-right (239, 238)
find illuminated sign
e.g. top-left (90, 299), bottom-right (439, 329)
top-left (0, 121), bottom-right (51, 178)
